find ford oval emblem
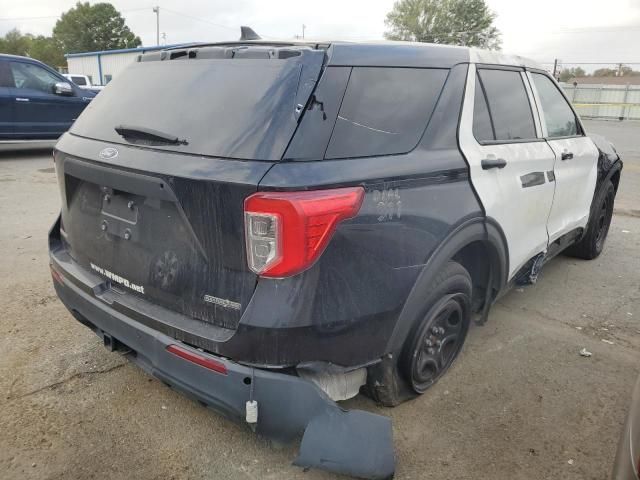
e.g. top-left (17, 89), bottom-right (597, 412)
top-left (99, 147), bottom-right (118, 160)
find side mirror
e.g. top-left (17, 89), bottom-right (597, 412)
top-left (53, 82), bottom-right (74, 96)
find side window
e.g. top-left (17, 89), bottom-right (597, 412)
top-left (72, 76), bottom-right (87, 86)
top-left (325, 67), bottom-right (448, 159)
top-left (0, 60), bottom-right (14, 88)
top-left (472, 75), bottom-right (495, 142)
top-left (10, 62), bottom-right (62, 94)
top-left (477, 68), bottom-right (536, 141)
top-left (104, 74), bottom-right (113, 84)
top-left (531, 73), bottom-right (578, 137)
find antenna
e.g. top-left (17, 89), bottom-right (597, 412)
top-left (240, 26), bottom-right (261, 41)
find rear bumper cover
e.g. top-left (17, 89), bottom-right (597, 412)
top-left (50, 252), bottom-right (395, 479)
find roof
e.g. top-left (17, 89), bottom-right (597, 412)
top-left (65, 44), bottom-right (188, 58)
top-left (149, 40), bottom-right (542, 70)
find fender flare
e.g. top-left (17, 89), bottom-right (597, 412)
top-left (385, 216), bottom-right (508, 353)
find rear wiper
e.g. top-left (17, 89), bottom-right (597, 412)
top-left (114, 125), bottom-right (188, 146)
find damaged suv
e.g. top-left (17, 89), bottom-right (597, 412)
top-left (49, 35), bottom-right (622, 479)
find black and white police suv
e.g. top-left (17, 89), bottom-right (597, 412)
top-left (49, 34), bottom-right (622, 479)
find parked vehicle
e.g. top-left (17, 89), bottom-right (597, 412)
top-left (612, 375), bottom-right (640, 479)
top-left (0, 54), bottom-right (95, 148)
top-left (48, 37), bottom-right (622, 479)
top-left (63, 73), bottom-right (104, 93)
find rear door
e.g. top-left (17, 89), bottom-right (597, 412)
top-left (0, 59), bottom-right (14, 138)
top-left (527, 71), bottom-right (599, 243)
top-left (9, 60), bottom-right (87, 138)
top-left (459, 65), bottom-right (557, 279)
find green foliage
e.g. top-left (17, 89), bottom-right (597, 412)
top-left (29, 36), bottom-right (66, 69)
top-left (592, 65), bottom-right (640, 77)
top-left (52, 2), bottom-right (141, 54)
top-left (0, 28), bottom-right (33, 56)
top-left (384, 0), bottom-right (501, 50)
top-left (559, 67), bottom-right (586, 82)
top-left (0, 29), bottom-right (66, 69)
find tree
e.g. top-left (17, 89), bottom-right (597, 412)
top-left (29, 36), bottom-right (66, 69)
top-left (0, 28), bottom-right (33, 56)
top-left (53, 2), bottom-right (141, 54)
top-left (0, 29), bottom-right (66, 69)
top-left (384, 0), bottom-right (501, 50)
top-left (559, 67), bottom-right (586, 82)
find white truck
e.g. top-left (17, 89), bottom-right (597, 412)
top-left (63, 74), bottom-right (104, 93)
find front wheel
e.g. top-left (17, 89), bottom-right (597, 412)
top-left (565, 180), bottom-right (615, 260)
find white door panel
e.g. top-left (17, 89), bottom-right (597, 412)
top-left (546, 138), bottom-right (598, 242)
top-left (459, 65), bottom-right (556, 279)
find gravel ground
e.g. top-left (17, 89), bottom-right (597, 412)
top-left (1, 120), bottom-right (639, 480)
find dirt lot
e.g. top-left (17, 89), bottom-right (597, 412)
top-left (1, 119), bottom-right (639, 480)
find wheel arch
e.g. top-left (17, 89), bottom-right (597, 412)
top-left (385, 216), bottom-right (508, 354)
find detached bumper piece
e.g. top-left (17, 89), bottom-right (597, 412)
top-left (51, 257), bottom-right (395, 479)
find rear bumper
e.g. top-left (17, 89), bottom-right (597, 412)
top-left (50, 254), bottom-right (395, 479)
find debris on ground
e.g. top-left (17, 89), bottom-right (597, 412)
top-left (601, 339), bottom-right (615, 345)
top-left (579, 348), bottom-right (592, 357)
top-left (568, 459), bottom-right (574, 465)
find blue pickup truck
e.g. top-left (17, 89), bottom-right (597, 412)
top-left (0, 54), bottom-right (95, 148)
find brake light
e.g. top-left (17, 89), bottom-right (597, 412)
top-left (244, 187), bottom-right (364, 277)
top-left (166, 344), bottom-right (227, 375)
top-left (50, 264), bottom-right (64, 285)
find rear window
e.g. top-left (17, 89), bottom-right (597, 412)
top-left (476, 68), bottom-right (536, 142)
top-left (70, 58), bottom-right (314, 160)
top-left (72, 76), bottom-right (87, 85)
top-left (325, 67), bottom-right (448, 159)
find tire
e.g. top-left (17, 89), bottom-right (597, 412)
top-left (366, 261), bottom-right (472, 405)
top-left (565, 180), bottom-right (615, 260)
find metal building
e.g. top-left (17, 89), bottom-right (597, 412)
top-left (65, 44), bottom-right (183, 86)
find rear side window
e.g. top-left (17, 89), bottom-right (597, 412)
top-left (530, 73), bottom-right (578, 138)
top-left (72, 76), bottom-right (87, 85)
top-left (325, 67), bottom-right (448, 159)
top-left (476, 69), bottom-right (536, 142)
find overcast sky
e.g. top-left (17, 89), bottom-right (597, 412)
top-left (1, 0), bottom-right (640, 68)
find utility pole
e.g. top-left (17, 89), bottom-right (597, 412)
top-left (152, 6), bottom-right (160, 46)
top-left (302, 24), bottom-right (306, 39)
top-left (552, 59), bottom-right (558, 78)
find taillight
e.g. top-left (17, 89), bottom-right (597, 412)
top-left (244, 187), bottom-right (364, 277)
top-left (166, 344), bottom-right (227, 375)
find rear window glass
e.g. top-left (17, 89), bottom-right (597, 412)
top-left (70, 59), bottom-right (311, 160)
top-left (325, 67), bottom-right (448, 159)
top-left (477, 69), bottom-right (536, 141)
top-left (72, 76), bottom-right (87, 85)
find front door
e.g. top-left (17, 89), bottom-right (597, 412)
top-left (527, 71), bottom-right (599, 243)
top-left (459, 65), bottom-right (557, 279)
top-left (9, 60), bottom-right (87, 138)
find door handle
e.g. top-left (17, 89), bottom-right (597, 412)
top-left (561, 151), bottom-right (574, 160)
top-left (15, 97), bottom-right (30, 102)
top-left (481, 158), bottom-right (507, 170)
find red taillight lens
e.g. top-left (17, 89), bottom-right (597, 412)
top-left (166, 344), bottom-right (228, 375)
top-left (244, 187), bottom-right (364, 277)
top-left (50, 264), bottom-right (64, 285)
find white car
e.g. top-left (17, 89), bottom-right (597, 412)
top-left (63, 74), bottom-right (104, 93)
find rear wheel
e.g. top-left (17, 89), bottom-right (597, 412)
top-left (565, 180), bottom-right (615, 260)
top-left (402, 261), bottom-right (472, 393)
top-left (366, 261), bottom-right (472, 405)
